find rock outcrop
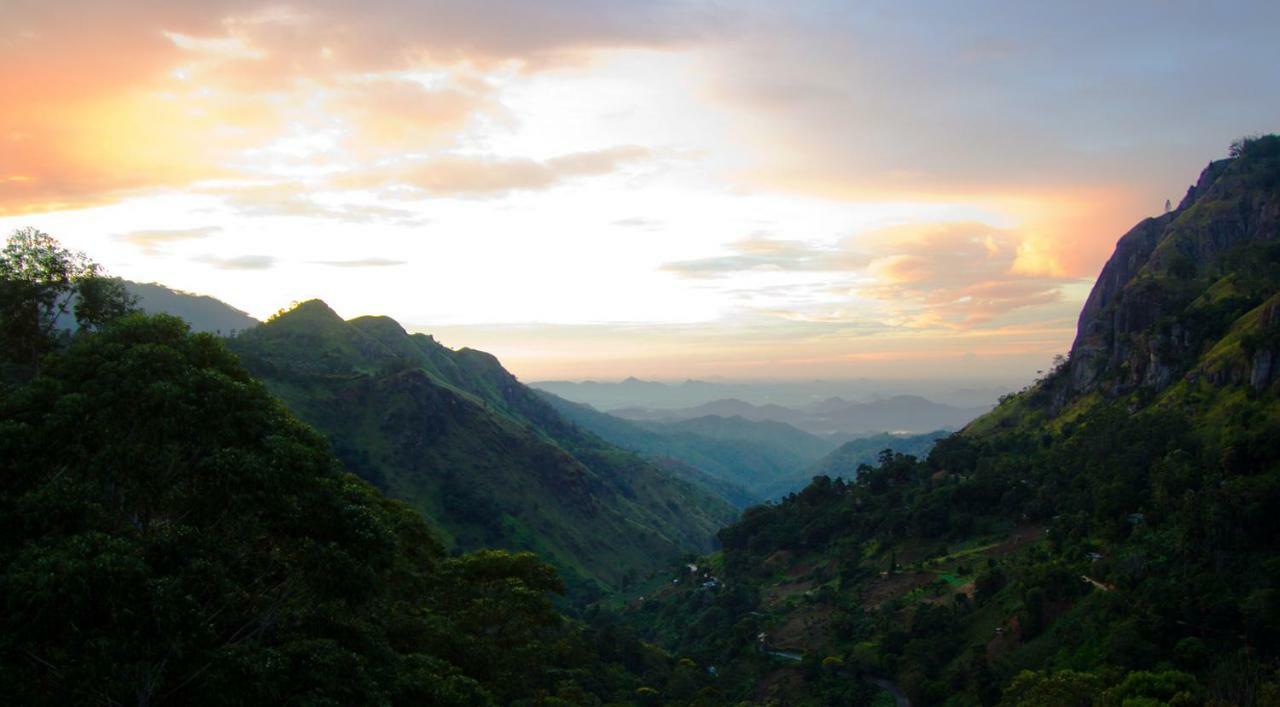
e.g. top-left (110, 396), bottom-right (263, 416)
top-left (1066, 137), bottom-right (1280, 398)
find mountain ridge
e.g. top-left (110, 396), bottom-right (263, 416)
top-left (538, 389), bottom-right (841, 503)
top-left (611, 394), bottom-right (987, 436)
top-left (227, 300), bottom-right (736, 597)
top-left (1068, 139), bottom-right (1280, 399)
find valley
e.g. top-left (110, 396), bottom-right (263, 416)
top-left (2, 4), bottom-right (1278, 698)
top-left (6, 138), bottom-right (1278, 704)
top-left (604, 136), bottom-right (1280, 705)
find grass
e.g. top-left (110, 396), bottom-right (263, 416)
top-left (938, 573), bottom-right (971, 587)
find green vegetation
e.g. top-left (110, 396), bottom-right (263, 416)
top-left (776, 431), bottom-right (947, 499)
top-left (0, 312), bottom-right (728, 704)
top-left (539, 390), bottom-right (841, 504)
top-left (0, 227), bottom-right (134, 379)
top-left (228, 301), bottom-right (736, 600)
top-left (620, 392), bottom-right (1280, 704)
top-left (633, 414), bottom-right (840, 494)
top-left (540, 389), bottom-right (944, 504)
top-left (614, 139), bottom-right (1280, 705)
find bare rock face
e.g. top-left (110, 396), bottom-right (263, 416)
top-left (1253, 349), bottom-right (1276, 391)
top-left (1250, 297), bottom-right (1280, 391)
top-left (1176, 158), bottom-right (1232, 210)
top-left (1069, 215), bottom-right (1170, 393)
top-left (1067, 145), bottom-right (1280, 398)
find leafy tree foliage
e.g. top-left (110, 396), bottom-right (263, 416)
top-left (0, 314), bottom-right (692, 705)
top-left (226, 299), bottom-right (735, 601)
top-left (0, 228), bottom-right (134, 378)
top-left (623, 383), bottom-right (1280, 704)
top-left (1000, 669), bottom-right (1101, 706)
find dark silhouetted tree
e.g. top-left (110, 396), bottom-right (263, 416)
top-left (0, 228), bottom-right (134, 377)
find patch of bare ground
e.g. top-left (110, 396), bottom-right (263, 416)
top-left (986, 615), bottom-right (1024, 660)
top-left (761, 550), bottom-right (794, 574)
top-left (772, 604), bottom-right (836, 652)
top-left (862, 571), bottom-right (934, 609)
top-left (922, 580), bottom-right (975, 606)
top-left (764, 579), bottom-right (815, 607)
top-left (754, 667), bottom-right (806, 703)
top-left (786, 557), bottom-right (821, 579)
top-left (985, 525), bottom-right (1045, 557)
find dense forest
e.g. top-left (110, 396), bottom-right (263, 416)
top-left (0, 242), bottom-right (721, 703)
top-left (1, 135), bottom-right (1279, 705)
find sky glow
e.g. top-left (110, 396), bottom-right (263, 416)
top-left (3, 1), bottom-right (1277, 380)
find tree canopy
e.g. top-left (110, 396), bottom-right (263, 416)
top-left (0, 228), bottom-right (134, 378)
top-left (0, 314), bottom-right (576, 704)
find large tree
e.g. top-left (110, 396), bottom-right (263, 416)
top-left (0, 228), bottom-right (134, 377)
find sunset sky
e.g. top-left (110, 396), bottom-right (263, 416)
top-left (3, 1), bottom-right (1277, 381)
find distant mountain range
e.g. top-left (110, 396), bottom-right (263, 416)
top-left (114, 280), bottom-right (973, 530)
top-left (109, 281), bottom-right (970, 513)
top-left (118, 283), bottom-right (993, 438)
top-left (539, 390), bottom-right (945, 502)
top-left (604, 394), bottom-right (990, 436)
top-left (532, 376), bottom-right (1016, 410)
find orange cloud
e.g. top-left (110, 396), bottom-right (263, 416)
top-left (0, 2), bottom-right (701, 214)
top-left (332, 77), bottom-right (497, 155)
top-left (664, 221), bottom-right (1076, 330)
top-left (117, 226), bottom-right (222, 254)
top-left (336, 146), bottom-right (651, 196)
top-left (859, 222), bottom-right (1070, 328)
top-left (1, 65), bottom-right (283, 213)
top-left (996, 188), bottom-right (1151, 279)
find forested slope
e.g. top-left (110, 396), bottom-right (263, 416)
top-left (228, 301), bottom-right (736, 597)
top-left (620, 136), bottom-right (1280, 706)
top-left (539, 390), bottom-right (840, 503)
top-left (0, 314), bottom-right (722, 705)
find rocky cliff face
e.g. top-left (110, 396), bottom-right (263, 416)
top-left (1066, 137), bottom-right (1280, 399)
top-left (1248, 296), bottom-right (1280, 390)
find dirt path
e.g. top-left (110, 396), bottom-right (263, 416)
top-left (765, 649), bottom-right (802, 662)
top-left (1081, 575), bottom-right (1114, 592)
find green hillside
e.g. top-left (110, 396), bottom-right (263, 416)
top-left (752, 430), bottom-right (947, 500)
top-left (0, 313), bottom-right (733, 705)
top-left (619, 136), bottom-right (1280, 706)
top-left (638, 414), bottom-right (839, 486)
top-left (125, 281), bottom-right (260, 334)
top-left (227, 301), bottom-right (736, 598)
top-left (539, 390), bottom-right (839, 501)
